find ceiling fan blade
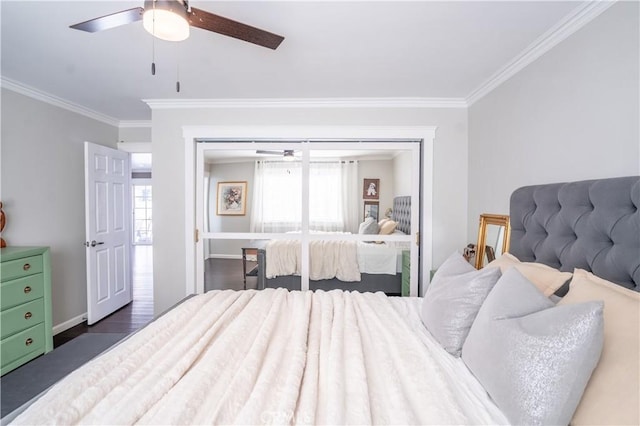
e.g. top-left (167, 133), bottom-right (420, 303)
top-left (188, 7), bottom-right (284, 50)
top-left (70, 7), bottom-right (144, 33)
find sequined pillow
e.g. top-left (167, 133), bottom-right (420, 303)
top-left (421, 251), bottom-right (502, 357)
top-left (462, 268), bottom-right (604, 426)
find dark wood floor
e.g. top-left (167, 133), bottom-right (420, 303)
top-left (53, 246), bottom-right (154, 347)
top-left (54, 250), bottom-right (252, 348)
top-left (205, 257), bottom-right (259, 292)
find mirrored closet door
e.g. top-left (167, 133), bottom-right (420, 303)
top-left (195, 140), bottom-right (421, 296)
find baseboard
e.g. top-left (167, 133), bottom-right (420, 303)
top-left (208, 254), bottom-right (243, 260)
top-left (53, 312), bottom-right (87, 335)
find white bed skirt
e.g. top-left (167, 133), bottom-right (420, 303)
top-left (11, 289), bottom-right (506, 425)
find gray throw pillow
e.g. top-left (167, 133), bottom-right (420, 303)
top-left (358, 217), bottom-right (379, 234)
top-left (420, 251), bottom-right (502, 357)
top-left (462, 268), bottom-right (604, 426)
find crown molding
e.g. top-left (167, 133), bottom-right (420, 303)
top-left (119, 120), bottom-right (152, 128)
top-left (143, 97), bottom-right (468, 110)
top-left (466, 0), bottom-right (617, 106)
top-left (1, 76), bottom-right (120, 127)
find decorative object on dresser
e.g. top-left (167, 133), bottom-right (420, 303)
top-left (0, 201), bottom-right (6, 248)
top-left (1, 247), bottom-right (53, 375)
top-left (474, 213), bottom-right (510, 269)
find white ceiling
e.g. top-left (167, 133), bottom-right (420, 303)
top-left (1, 1), bottom-right (583, 122)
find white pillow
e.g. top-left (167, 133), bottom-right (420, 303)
top-left (420, 251), bottom-right (501, 356)
top-left (358, 217), bottom-right (378, 234)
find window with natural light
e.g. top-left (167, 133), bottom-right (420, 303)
top-left (251, 160), bottom-right (358, 233)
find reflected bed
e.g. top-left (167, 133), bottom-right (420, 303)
top-left (255, 196), bottom-right (412, 294)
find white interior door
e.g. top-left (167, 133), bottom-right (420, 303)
top-left (84, 142), bottom-right (132, 325)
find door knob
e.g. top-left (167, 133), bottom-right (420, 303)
top-left (85, 240), bottom-right (105, 247)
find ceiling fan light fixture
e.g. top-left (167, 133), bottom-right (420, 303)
top-left (143, 0), bottom-right (190, 42)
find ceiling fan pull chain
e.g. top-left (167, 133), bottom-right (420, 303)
top-left (176, 63), bottom-right (181, 92)
top-left (151, 0), bottom-right (156, 76)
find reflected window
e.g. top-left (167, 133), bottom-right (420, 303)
top-left (251, 160), bottom-right (358, 233)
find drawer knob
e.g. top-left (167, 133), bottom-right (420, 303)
top-left (25, 338), bottom-right (33, 346)
top-left (23, 263), bottom-right (31, 271)
top-left (24, 286), bottom-right (32, 294)
top-left (24, 311), bottom-right (32, 320)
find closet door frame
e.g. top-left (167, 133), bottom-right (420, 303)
top-left (184, 125), bottom-right (435, 297)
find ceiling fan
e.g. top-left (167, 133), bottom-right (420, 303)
top-left (257, 150), bottom-right (298, 161)
top-left (69, 0), bottom-right (284, 50)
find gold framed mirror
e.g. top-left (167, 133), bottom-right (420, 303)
top-left (475, 214), bottom-right (511, 269)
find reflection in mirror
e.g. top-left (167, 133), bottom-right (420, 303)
top-left (202, 143), bottom-right (416, 292)
top-left (475, 214), bottom-right (511, 269)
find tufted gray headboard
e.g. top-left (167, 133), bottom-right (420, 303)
top-left (509, 176), bottom-right (640, 292)
top-left (392, 196), bottom-right (411, 235)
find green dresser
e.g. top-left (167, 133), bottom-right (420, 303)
top-left (401, 250), bottom-right (410, 297)
top-left (1, 247), bottom-right (53, 375)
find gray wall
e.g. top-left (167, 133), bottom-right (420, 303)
top-left (393, 151), bottom-right (413, 197)
top-left (207, 161), bottom-right (255, 257)
top-left (468, 2), bottom-right (639, 239)
top-left (118, 126), bottom-right (151, 143)
top-left (1, 88), bottom-right (119, 328)
top-left (151, 107), bottom-right (468, 315)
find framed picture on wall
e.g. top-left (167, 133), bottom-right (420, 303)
top-left (364, 201), bottom-right (379, 221)
top-left (216, 181), bottom-right (247, 216)
top-left (363, 178), bottom-right (380, 200)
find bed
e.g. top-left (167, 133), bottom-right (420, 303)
top-left (254, 196), bottom-right (412, 294)
top-left (5, 176), bottom-right (638, 425)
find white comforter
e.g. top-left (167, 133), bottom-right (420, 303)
top-left (266, 239), bottom-right (361, 281)
top-left (12, 290), bottom-right (479, 425)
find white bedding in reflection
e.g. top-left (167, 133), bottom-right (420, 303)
top-left (357, 241), bottom-right (410, 274)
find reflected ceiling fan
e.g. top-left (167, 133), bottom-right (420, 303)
top-left (69, 0), bottom-right (284, 49)
top-left (257, 150), bottom-right (298, 161)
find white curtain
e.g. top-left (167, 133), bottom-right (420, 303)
top-left (340, 161), bottom-right (359, 233)
top-left (250, 160), bottom-right (358, 233)
top-left (251, 161), bottom-right (302, 233)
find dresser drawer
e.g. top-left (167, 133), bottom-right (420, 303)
top-left (1, 255), bottom-right (43, 282)
top-left (1, 323), bottom-right (45, 370)
top-left (1, 298), bottom-right (45, 339)
top-left (0, 274), bottom-right (44, 310)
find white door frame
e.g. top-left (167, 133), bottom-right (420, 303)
top-left (183, 125), bottom-right (435, 297)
